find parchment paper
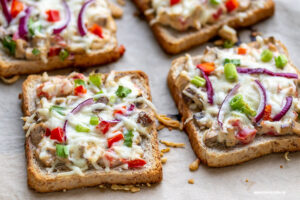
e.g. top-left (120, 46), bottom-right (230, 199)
top-left (1, 0), bottom-right (300, 199)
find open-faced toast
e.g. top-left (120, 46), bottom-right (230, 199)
top-left (168, 37), bottom-right (300, 167)
top-left (22, 70), bottom-right (162, 192)
top-left (0, 0), bottom-right (125, 77)
top-left (133, 0), bottom-right (275, 54)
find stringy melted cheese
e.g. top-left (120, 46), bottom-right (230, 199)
top-left (28, 72), bottom-right (154, 175)
top-left (182, 37), bottom-right (300, 146)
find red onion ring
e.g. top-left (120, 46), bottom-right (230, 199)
top-left (77, 0), bottom-right (95, 36)
top-left (236, 67), bottom-right (298, 79)
top-left (0, 0), bottom-right (12, 25)
top-left (217, 83), bottom-right (240, 127)
top-left (272, 96), bottom-right (293, 121)
top-left (199, 69), bottom-right (214, 105)
top-left (53, 0), bottom-right (71, 34)
top-left (18, 7), bottom-right (31, 38)
top-left (253, 80), bottom-right (267, 123)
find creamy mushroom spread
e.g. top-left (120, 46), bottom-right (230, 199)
top-left (150, 0), bottom-right (265, 31)
top-left (0, 0), bottom-right (115, 62)
top-left (177, 37), bottom-right (300, 147)
top-left (23, 72), bottom-right (155, 175)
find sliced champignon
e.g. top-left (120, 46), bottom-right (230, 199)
top-left (137, 111), bottom-right (153, 126)
top-left (30, 123), bottom-right (47, 147)
top-left (175, 71), bottom-right (190, 91)
top-left (182, 85), bottom-right (204, 109)
top-left (203, 130), bottom-right (219, 148)
top-left (193, 112), bottom-right (212, 129)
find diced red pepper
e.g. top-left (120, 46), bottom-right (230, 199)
top-left (118, 45), bottom-right (126, 56)
top-left (238, 47), bottom-right (247, 55)
top-left (71, 73), bottom-right (85, 80)
top-left (113, 106), bottom-right (127, 117)
top-left (197, 63), bottom-right (215, 75)
top-left (225, 0), bottom-right (239, 12)
top-left (170, 0), bottom-right (180, 6)
top-left (96, 121), bottom-right (111, 134)
top-left (48, 47), bottom-right (61, 57)
top-left (36, 84), bottom-right (50, 99)
top-left (74, 85), bottom-right (87, 96)
top-left (88, 24), bottom-right (103, 38)
top-left (107, 133), bottom-right (124, 148)
top-left (236, 127), bottom-right (257, 144)
top-left (46, 10), bottom-right (60, 22)
top-left (126, 159), bottom-right (147, 168)
top-left (263, 104), bottom-right (272, 121)
top-left (11, 0), bottom-right (24, 18)
top-left (213, 8), bottom-right (223, 20)
top-left (45, 128), bottom-right (51, 137)
top-left (50, 127), bottom-right (65, 142)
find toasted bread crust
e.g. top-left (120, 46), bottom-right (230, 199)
top-left (167, 39), bottom-right (300, 167)
top-left (22, 71), bottom-right (162, 192)
top-left (132, 0), bottom-right (275, 54)
top-left (0, 17), bottom-right (123, 77)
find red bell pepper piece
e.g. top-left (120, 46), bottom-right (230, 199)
top-left (46, 10), bottom-right (60, 22)
top-left (197, 63), bottom-right (215, 75)
top-left (96, 121), bottom-right (111, 134)
top-left (50, 127), bottom-right (65, 142)
top-left (113, 106), bottom-right (127, 117)
top-left (11, 0), bottom-right (24, 18)
top-left (74, 85), bottom-right (87, 96)
top-left (45, 128), bottom-right (51, 137)
top-left (88, 24), bottom-right (103, 38)
top-left (107, 133), bottom-right (124, 148)
top-left (263, 104), bottom-right (272, 121)
top-left (238, 47), bottom-right (247, 55)
top-left (126, 159), bottom-right (147, 168)
top-left (36, 84), bottom-right (51, 99)
top-left (225, 0), bottom-right (239, 12)
top-left (236, 127), bottom-right (257, 144)
top-left (48, 47), bottom-right (61, 57)
top-left (213, 8), bottom-right (223, 20)
top-left (170, 0), bottom-right (180, 6)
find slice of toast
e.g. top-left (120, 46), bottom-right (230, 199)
top-left (0, 0), bottom-right (124, 77)
top-left (132, 0), bottom-right (275, 54)
top-left (168, 37), bottom-right (300, 167)
top-left (22, 71), bottom-right (162, 192)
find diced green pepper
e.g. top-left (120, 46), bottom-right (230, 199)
top-left (32, 48), bottom-right (40, 55)
top-left (210, 0), bottom-right (221, 5)
top-left (224, 63), bottom-right (238, 82)
top-left (223, 40), bottom-right (235, 48)
top-left (74, 79), bottom-right (85, 87)
top-left (75, 124), bottom-right (90, 132)
top-left (28, 18), bottom-right (42, 36)
top-left (56, 144), bottom-right (69, 158)
top-left (190, 76), bottom-right (206, 87)
top-left (261, 49), bottom-right (273, 62)
top-left (223, 58), bottom-right (241, 66)
top-left (50, 105), bottom-right (66, 116)
top-left (1, 36), bottom-right (16, 55)
top-left (275, 54), bottom-right (288, 69)
top-left (230, 94), bottom-right (257, 117)
top-left (90, 116), bottom-right (99, 125)
top-left (109, 95), bottom-right (116, 104)
top-left (124, 130), bottom-right (134, 147)
top-left (89, 74), bottom-right (102, 88)
top-left (59, 49), bottom-right (69, 61)
top-left (116, 85), bottom-right (132, 98)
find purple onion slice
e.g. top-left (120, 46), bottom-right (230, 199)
top-left (199, 69), bottom-right (214, 105)
top-left (253, 80), bottom-right (267, 123)
top-left (236, 67), bottom-right (298, 79)
top-left (53, 0), bottom-right (71, 34)
top-left (18, 7), bottom-right (31, 38)
top-left (0, 0), bottom-right (12, 24)
top-left (272, 96), bottom-right (293, 121)
top-left (77, 0), bottom-right (95, 36)
top-left (217, 83), bottom-right (240, 127)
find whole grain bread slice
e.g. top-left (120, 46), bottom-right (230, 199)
top-left (132, 0), bottom-right (275, 54)
top-left (22, 71), bottom-right (162, 192)
top-left (0, 16), bottom-right (124, 78)
top-left (168, 38), bottom-right (300, 167)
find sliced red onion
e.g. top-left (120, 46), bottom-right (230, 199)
top-left (77, 0), bottom-right (95, 36)
top-left (217, 83), bottom-right (241, 127)
top-left (237, 67), bottom-right (298, 79)
top-left (199, 69), bottom-right (214, 105)
top-left (272, 96), bottom-right (293, 121)
top-left (127, 104), bottom-right (135, 111)
top-left (0, 0), bottom-right (12, 25)
top-left (53, 0), bottom-right (71, 34)
top-left (18, 7), bottom-right (31, 39)
top-left (253, 80), bottom-right (267, 123)
top-left (71, 98), bottom-right (94, 114)
top-left (63, 98), bottom-right (95, 132)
